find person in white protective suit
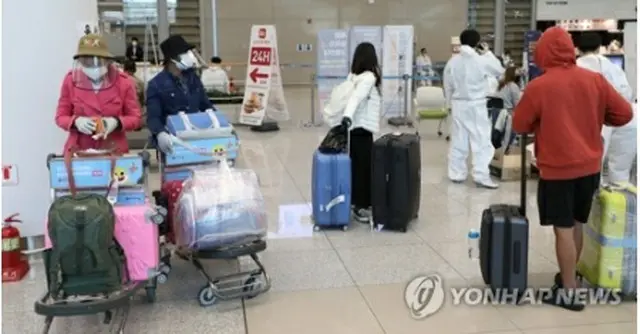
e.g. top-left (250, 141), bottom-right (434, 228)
top-left (443, 29), bottom-right (505, 188)
top-left (577, 32), bottom-right (636, 183)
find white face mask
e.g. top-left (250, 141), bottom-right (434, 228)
top-left (82, 66), bottom-right (107, 81)
top-left (131, 41), bottom-right (138, 47)
top-left (174, 51), bottom-right (198, 71)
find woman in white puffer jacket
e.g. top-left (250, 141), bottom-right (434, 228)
top-left (339, 42), bottom-right (382, 222)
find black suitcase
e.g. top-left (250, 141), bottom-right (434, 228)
top-left (371, 133), bottom-right (421, 232)
top-left (479, 135), bottom-right (529, 298)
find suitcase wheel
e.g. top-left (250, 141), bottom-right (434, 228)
top-left (437, 131), bottom-right (443, 137)
top-left (399, 227), bottom-right (407, 233)
top-left (341, 225), bottom-right (348, 231)
top-left (313, 225), bottom-right (321, 232)
top-left (446, 136), bottom-right (450, 141)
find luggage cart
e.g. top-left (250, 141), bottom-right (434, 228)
top-left (34, 254), bottom-right (144, 334)
top-left (173, 240), bottom-right (271, 307)
top-left (152, 148), bottom-right (270, 306)
top-left (37, 151), bottom-right (162, 333)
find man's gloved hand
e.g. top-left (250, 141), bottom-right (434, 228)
top-left (156, 132), bottom-right (174, 155)
top-left (94, 117), bottom-right (120, 139)
top-left (74, 117), bottom-right (96, 135)
top-left (339, 117), bottom-right (352, 131)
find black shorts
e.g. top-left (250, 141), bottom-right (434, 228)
top-left (537, 173), bottom-right (601, 228)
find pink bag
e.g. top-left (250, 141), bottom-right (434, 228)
top-left (45, 204), bottom-right (159, 282)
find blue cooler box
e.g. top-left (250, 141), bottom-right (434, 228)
top-left (165, 111), bottom-right (239, 166)
top-left (54, 187), bottom-right (146, 206)
top-left (48, 154), bottom-right (144, 190)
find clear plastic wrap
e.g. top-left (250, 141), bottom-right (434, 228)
top-left (577, 183), bottom-right (637, 296)
top-left (173, 162), bottom-right (267, 250)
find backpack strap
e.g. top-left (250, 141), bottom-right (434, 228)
top-left (47, 228), bottom-right (62, 298)
top-left (64, 148), bottom-right (79, 196)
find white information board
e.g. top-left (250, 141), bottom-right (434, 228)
top-left (382, 25), bottom-right (414, 118)
top-left (536, 0), bottom-right (636, 20)
top-left (239, 25), bottom-right (289, 126)
top-left (2, 0), bottom-right (99, 237)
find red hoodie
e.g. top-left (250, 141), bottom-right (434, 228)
top-left (512, 27), bottom-right (632, 180)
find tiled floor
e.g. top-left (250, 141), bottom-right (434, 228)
top-left (3, 88), bottom-right (636, 333)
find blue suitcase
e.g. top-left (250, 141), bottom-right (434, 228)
top-left (311, 150), bottom-right (351, 231)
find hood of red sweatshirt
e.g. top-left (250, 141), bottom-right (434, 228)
top-left (534, 27), bottom-right (576, 71)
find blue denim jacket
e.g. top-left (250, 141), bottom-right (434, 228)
top-left (146, 68), bottom-right (213, 135)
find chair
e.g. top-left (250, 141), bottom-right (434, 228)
top-left (414, 86), bottom-right (450, 140)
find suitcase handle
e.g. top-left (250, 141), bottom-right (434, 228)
top-left (519, 134), bottom-right (527, 216)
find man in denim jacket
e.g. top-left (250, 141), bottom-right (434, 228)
top-left (146, 35), bottom-right (213, 154)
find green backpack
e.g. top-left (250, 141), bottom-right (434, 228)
top-left (47, 153), bottom-right (124, 298)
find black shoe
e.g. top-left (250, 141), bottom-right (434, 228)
top-left (554, 272), bottom-right (582, 286)
top-left (541, 284), bottom-right (586, 311)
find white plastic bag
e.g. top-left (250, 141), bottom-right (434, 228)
top-left (323, 76), bottom-right (356, 127)
top-left (173, 163), bottom-right (267, 250)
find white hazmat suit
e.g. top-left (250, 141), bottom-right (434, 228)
top-left (577, 54), bottom-right (636, 183)
top-left (444, 45), bottom-right (505, 186)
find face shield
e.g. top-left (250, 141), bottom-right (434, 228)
top-left (71, 56), bottom-right (118, 90)
top-left (173, 49), bottom-right (208, 71)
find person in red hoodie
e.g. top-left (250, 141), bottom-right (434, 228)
top-left (512, 27), bottom-right (632, 311)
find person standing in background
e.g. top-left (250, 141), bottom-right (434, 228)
top-left (444, 29), bottom-right (504, 189)
top-left (126, 37), bottom-right (144, 61)
top-left (577, 32), bottom-right (636, 184)
top-left (501, 50), bottom-right (514, 67)
top-left (200, 56), bottom-right (230, 93)
top-left (123, 60), bottom-right (145, 109)
top-left (415, 48), bottom-right (433, 86)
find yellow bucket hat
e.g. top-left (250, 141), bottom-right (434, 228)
top-left (74, 34), bottom-right (114, 59)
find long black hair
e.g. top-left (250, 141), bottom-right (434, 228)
top-left (351, 42), bottom-right (381, 92)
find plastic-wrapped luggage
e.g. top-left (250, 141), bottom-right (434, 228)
top-left (173, 164), bottom-right (267, 250)
top-left (577, 183), bottom-right (637, 296)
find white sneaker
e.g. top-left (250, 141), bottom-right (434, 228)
top-left (353, 208), bottom-right (372, 223)
top-left (475, 179), bottom-right (499, 189)
top-left (449, 177), bottom-right (466, 184)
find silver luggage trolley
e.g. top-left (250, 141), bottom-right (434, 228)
top-left (36, 151), bottom-right (164, 334)
top-left (152, 147), bottom-right (271, 307)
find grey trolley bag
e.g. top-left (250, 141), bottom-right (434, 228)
top-left (479, 135), bottom-right (529, 299)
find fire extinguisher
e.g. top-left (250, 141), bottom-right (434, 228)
top-left (3, 214), bottom-right (23, 269)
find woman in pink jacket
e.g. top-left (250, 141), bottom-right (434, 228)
top-left (55, 34), bottom-right (142, 153)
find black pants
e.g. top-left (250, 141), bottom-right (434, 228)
top-left (537, 173), bottom-right (601, 228)
top-left (349, 128), bottom-right (373, 209)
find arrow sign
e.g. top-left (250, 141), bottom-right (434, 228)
top-left (249, 68), bottom-right (269, 83)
